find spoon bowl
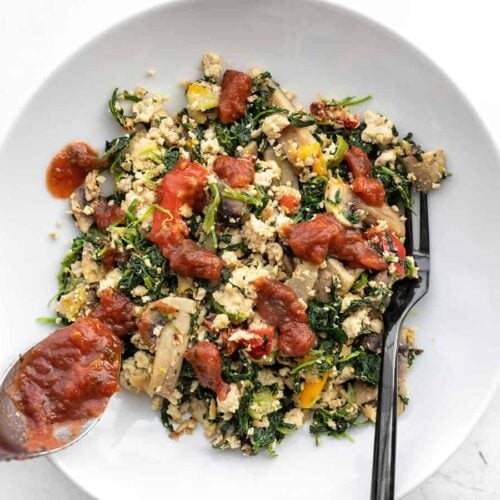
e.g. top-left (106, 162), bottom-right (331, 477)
top-left (0, 347), bottom-right (99, 461)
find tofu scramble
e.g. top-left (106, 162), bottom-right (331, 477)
top-left (47, 53), bottom-right (448, 455)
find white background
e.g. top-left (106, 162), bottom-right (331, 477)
top-left (0, 1), bottom-right (499, 498)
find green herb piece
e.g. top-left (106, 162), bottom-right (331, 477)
top-left (327, 95), bottom-right (372, 108)
top-left (346, 125), bottom-right (374, 155)
top-left (36, 316), bottom-right (58, 325)
top-left (164, 148), bottom-right (180, 172)
top-left (101, 135), bottom-right (133, 178)
top-left (288, 111), bottom-right (316, 128)
top-left (222, 186), bottom-right (263, 207)
top-left (352, 272), bottom-right (368, 291)
top-left (373, 165), bottom-right (412, 209)
top-left (339, 349), bottom-right (381, 385)
top-left (202, 184), bottom-right (220, 247)
top-left (108, 88), bottom-right (140, 127)
top-left (329, 135), bottom-right (349, 168)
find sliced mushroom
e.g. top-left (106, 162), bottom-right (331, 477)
top-left (137, 300), bottom-right (177, 350)
top-left (70, 187), bottom-right (94, 233)
top-left (281, 252), bottom-right (295, 277)
top-left (81, 242), bottom-right (105, 282)
top-left (264, 147), bottom-right (297, 185)
top-left (358, 332), bottom-right (383, 354)
top-left (315, 257), bottom-right (362, 300)
top-left (264, 146), bottom-right (299, 190)
top-left (285, 260), bottom-right (320, 302)
top-left (403, 149), bottom-right (446, 192)
top-left (324, 177), bottom-right (405, 237)
top-left (353, 198), bottom-right (406, 238)
top-left (353, 381), bottom-right (378, 405)
top-left (147, 297), bottom-right (196, 398)
top-left (324, 177), bottom-right (358, 227)
top-left (260, 74), bottom-right (322, 173)
top-left (239, 141), bottom-right (258, 158)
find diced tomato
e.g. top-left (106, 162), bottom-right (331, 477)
top-left (168, 239), bottom-right (223, 280)
top-left (309, 102), bottom-right (360, 128)
top-left (147, 158), bottom-right (223, 280)
top-left (365, 229), bottom-right (406, 275)
top-left (93, 197), bottom-right (125, 229)
top-left (284, 213), bottom-right (387, 271)
top-left (213, 155), bottom-right (255, 188)
top-left (278, 193), bottom-right (301, 214)
top-left (245, 327), bottom-right (275, 359)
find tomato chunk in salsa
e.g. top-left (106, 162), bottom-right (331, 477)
top-left (46, 141), bottom-right (105, 199)
top-left (184, 341), bottom-right (230, 400)
top-left (90, 288), bottom-right (136, 338)
top-left (285, 213), bottom-right (388, 271)
top-left (253, 278), bottom-right (316, 358)
top-left (218, 70), bottom-right (252, 124)
top-left (8, 317), bottom-right (121, 452)
top-left (213, 156), bottom-right (255, 188)
top-left (148, 159), bottom-right (223, 280)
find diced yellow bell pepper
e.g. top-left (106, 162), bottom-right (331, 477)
top-left (296, 143), bottom-right (327, 176)
top-left (186, 82), bottom-right (219, 112)
top-left (298, 371), bottom-right (330, 409)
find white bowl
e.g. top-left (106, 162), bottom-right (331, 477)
top-left (1, 1), bottom-right (499, 498)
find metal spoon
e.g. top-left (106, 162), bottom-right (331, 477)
top-left (0, 348), bottom-right (100, 461)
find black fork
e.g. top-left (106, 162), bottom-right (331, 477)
top-left (370, 192), bottom-right (430, 500)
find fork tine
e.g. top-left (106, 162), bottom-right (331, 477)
top-left (404, 189), bottom-right (414, 255)
top-left (419, 191), bottom-right (430, 254)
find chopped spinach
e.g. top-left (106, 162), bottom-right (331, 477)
top-left (108, 88), bottom-right (140, 127)
top-left (310, 404), bottom-right (359, 441)
top-left (293, 176), bottom-right (328, 222)
top-left (308, 297), bottom-right (346, 344)
top-left (373, 164), bottom-right (412, 208)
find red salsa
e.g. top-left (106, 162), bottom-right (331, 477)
top-left (148, 158), bottom-right (223, 280)
top-left (8, 317), bottom-right (121, 452)
top-left (46, 141), bottom-right (105, 198)
top-left (253, 278), bottom-right (316, 358)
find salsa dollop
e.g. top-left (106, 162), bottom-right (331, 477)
top-left (8, 317), bottom-right (121, 452)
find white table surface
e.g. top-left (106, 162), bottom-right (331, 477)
top-left (1, 1), bottom-right (499, 498)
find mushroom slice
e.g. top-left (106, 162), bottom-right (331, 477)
top-left (260, 74), bottom-right (325, 175)
top-left (70, 187), bottom-right (93, 233)
top-left (81, 242), bottom-right (105, 282)
top-left (264, 147), bottom-right (299, 190)
top-left (324, 177), bottom-right (358, 227)
top-left (353, 381), bottom-right (378, 405)
top-left (354, 198), bottom-right (406, 238)
top-left (315, 258), bottom-right (362, 299)
top-left (403, 149), bottom-right (446, 192)
top-left (147, 297), bottom-right (196, 398)
top-left (286, 260), bottom-right (320, 302)
top-left (324, 177), bottom-right (405, 237)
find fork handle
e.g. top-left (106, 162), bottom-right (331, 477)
top-left (370, 316), bottom-right (404, 500)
